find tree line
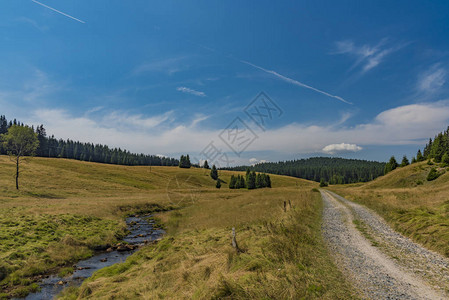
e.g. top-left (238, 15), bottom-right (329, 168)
top-left (418, 126), bottom-right (449, 165)
top-left (229, 170), bottom-right (271, 189)
top-left (224, 157), bottom-right (385, 184)
top-left (0, 115), bottom-right (178, 166)
top-left (384, 126), bottom-right (449, 177)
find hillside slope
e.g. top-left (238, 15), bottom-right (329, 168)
top-left (0, 156), bottom-right (355, 299)
top-left (330, 161), bottom-right (449, 257)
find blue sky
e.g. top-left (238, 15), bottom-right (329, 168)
top-left (1, 0), bottom-right (449, 166)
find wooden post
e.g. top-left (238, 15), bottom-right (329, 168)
top-left (231, 227), bottom-right (239, 251)
top-left (288, 200), bottom-right (292, 209)
top-left (283, 201), bottom-right (287, 212)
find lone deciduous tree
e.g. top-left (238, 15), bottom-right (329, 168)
top-left (1, 125), bottom-right (39, 190)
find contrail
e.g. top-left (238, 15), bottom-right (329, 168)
top-left (240, 60), bottom-right (352, 105)
top-left (31, 0), bottom-right (85, 24)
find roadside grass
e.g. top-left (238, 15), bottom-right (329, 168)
top-left (330, 161), bottom-right (449, 257)
top-left (0, 156), bottom-right (355, 298)
top-left (60, 189), bottom-right (355, 299)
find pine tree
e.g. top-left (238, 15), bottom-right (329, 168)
top-left (210, 165), bottom-right (218, 180)
top-left (247, 171), bottom-right (256, 189)
top-left (186, 155), bottom-right (191, 168)
top-left (256, 173), bottom-right (264, 188)
top-left (400, 155), bottom-right (409, 167)
top-left (389, 156), bottom-right (398, 170)
top-left (203, 160), bottom-right (210, 169)
top-left (441, 152), bottom-right (449, 167)
top-left (416, 149), bottom-right (424, 162)
top-left (266, 174), bottom-right (271, 188)
top-left (216, 179), bottom-right (221, 189)
top-left (229, 175), bottom-right (236, 189)
top-left (179, 154), bottom-right (191, 168)
top-left (384, 163), bottom-right (392, 175)
top-left (411, 157), bottom-right (417, 164)
top-left (239, 175), bottom-right (246, 188)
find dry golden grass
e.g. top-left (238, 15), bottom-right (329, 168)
top-left (61, 190), bottom-right (354, 299)
top-left (330, 161), bottom-right (449, 257)
top-left (1, 155), bottom-right (354, 298)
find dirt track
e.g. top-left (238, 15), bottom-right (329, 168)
top-left (321, 190), bottom-right (449, 299)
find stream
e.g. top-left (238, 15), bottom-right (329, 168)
top-left (21, 215), bottom-right (164, 300)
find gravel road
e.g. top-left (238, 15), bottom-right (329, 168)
top-left (321, 190), bottom-right (449, 299)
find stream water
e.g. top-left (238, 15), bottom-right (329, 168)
top-left (20, 215), bottom-right (164, 300)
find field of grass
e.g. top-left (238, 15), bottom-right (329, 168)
top-left (329, 161), bottom-right (449, 257)
top-left (0, 156), bottom-right (354, 299)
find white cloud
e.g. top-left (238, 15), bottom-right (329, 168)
top-left (418, 64), bottom-right (446, 93)
top-left (176, 86), bottom-right (206, 97)
top-left (22, 101), bottom-right (449, 159)
top-left (249, 158), bottom-right (268, 166)
top-left (322, 143), bottom-right (362, 154)
top-left (335, 39), bottom-right (403, 73)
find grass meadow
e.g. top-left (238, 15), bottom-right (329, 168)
top-left (0, 156), bottom-right (354, 299)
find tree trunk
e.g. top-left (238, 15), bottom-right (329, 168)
top-left (16, 156), bottom-right (19, 190)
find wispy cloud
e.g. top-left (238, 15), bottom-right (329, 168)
top-left (190, 114), bottom-right (209, 127)
top-left (176, 86), bottom-right (206, 97)
top-left (31, 0), bottom-right (85, 24)
top-left (335, 39), bottom-right (404, 73)
top-left (16, 16), bottom-right (48, 31)
top-left (133, 57), bottom-right (188, 76)
top-left (101, 111), bottom-right (174, 130)
top-left (240, 60), bottom-right (352, 105)
top-left (417, 64), bottom-right (446, 93)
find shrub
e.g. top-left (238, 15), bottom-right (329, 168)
top-left (427, 168), bottom-right (441, 181)
top-left (319, 178), bottom-right (328, 187)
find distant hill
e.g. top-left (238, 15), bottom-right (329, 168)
top-left (224, 157), bottom-right (386, 184)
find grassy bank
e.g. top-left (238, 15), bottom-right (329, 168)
top-left (60, 189), bottom-right (354, 299)
top-left (0, 156), bottom-right (354, 298)
top-left (330, 161), bottom-right (449, 257)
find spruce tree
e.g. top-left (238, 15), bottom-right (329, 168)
top-left (229, 175), bottom-right (236, 189)
top-left (256, 173), bottom-right (264, 188)
top-left (441, 152), bottom-right (449, 167)
top-left (266, 174), bottom-right (271, 188)
top-left (204, 160), bottom-right (210, 169)
top-left (384, 163), bottom-right (392, 175)
top-left (239, 175), bottom-right (246, 188)
top-left (247, 171), bottom-right (256, 189)
top-left (416, 149), bottom-right (424, 162)
top-left (400, 155), bottom-right (409, 167)
top-left (389, 156), bottom-right (398, 170)
top-left (210, 165), bottom-right (218, 180)
top-left (216, 179), bottom-right (221, 189)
